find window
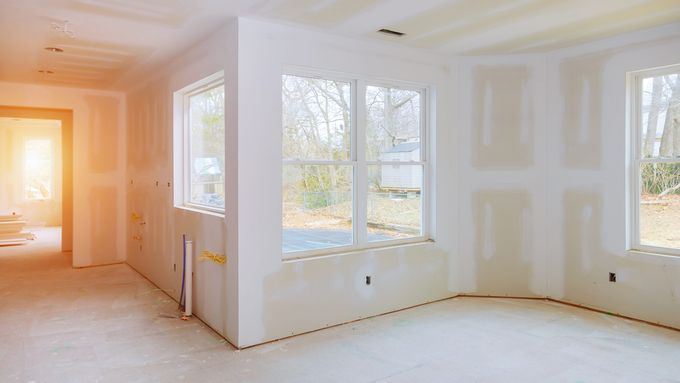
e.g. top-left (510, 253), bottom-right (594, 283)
top-left (629, 65), bottom-right (680, 255)
top-left (25, 139), bottom-right (52, 200)
top-left (176, 72), bottom-right (225, 213)
top-left (282, 73), bottom-right (428, 257)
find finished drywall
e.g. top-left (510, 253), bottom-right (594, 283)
top-left (124, 20), bottom-right (238, 345)
top-left (454, 55), bottom-right (548, 297)
top-left (0, 82), bottom-right (125, 267)
top-left (235, 18), bottom-right (456, 347)
top-left (545, 23), bottom-right (680, 328)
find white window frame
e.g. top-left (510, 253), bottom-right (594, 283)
top-left (627, 64), bottom-right (680, 256)
top-left (282, 68), bottom-right (431, 260)
top-left (174, 71), bottom-right (225, 216)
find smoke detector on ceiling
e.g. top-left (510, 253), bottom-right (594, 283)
top-left (51, 20), bottom-right (76, 39)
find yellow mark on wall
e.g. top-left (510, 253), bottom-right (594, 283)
top-left (198, 250), bottom-right (226, 265)
top-left (132, 234), bottom-right (142, 241)
top-left (131, 212), bottom-right (142, 222)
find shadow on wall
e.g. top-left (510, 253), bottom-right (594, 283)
top-left (473, 66), bottom-right (533, 168)
top-left (85, 96), bottom-right (119, 173)
top-left (559, 53), bottom-right (613, 170)
top-left (473, 190), bottom-right (533, 296)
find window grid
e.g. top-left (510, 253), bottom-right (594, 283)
top-left (283, 72), bottom-right (430, 259)
top-left (628, 65), bottom-right (680, 256)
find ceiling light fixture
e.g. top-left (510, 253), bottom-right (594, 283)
top-left (378, 28), bottom-right (405, 37)
top-left (45, 47), bottom-right (64, 53)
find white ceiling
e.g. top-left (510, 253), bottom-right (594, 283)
top-left (0, 0), bottom-right (678, 90)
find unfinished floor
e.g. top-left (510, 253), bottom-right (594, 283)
top-left (1, 236), bottom-right (679, 383)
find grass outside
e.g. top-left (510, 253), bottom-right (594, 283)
top-left (283, 194), bottom-right (421, 238)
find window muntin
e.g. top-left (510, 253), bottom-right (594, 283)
top-left (630, 67), bottom-right (680, 254)
top-left (282, 73), bottom-right (429, 257)
top-left (178, 76), bottom-right (225, 213)
top-left (24, 139), bottom-right (52, 200)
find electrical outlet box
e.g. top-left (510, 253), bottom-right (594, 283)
top-left (365, 275), bottom-right (371, 285)
top-left (609, 272), bottom-right (616, 282)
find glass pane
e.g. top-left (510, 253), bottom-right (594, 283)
top-left (366, 86), bottom-right (421, 161)
top-left (283, 165), bottom-right (353, 253)
top-left (639, 162), bottom-right (680, 249)
top-left (188, 84), bottom-right (225, 209)
top-left (367, 165), bottom-right (422, 242)
top-left (640, 73), bottom-right (679, 159)
top-left (25, 139), bottom-right (52, 200)
top-left (282, 75), bottom-right (351, 161)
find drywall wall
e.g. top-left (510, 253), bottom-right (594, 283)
top-left (545, 23), bottom-right (680, 328)
top-left (454, 55), bottom-right (548, 297)
top-left (0, 83), bottom-right (125, 267)
top-left (124, 20), bottom-right (238, 344)
top-left (0, 118), bottom-right (62, 226)
top-left (236, 18), bottom-right (456, 347)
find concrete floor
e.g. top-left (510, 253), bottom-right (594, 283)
top-left (1, 228), bottom-right (680, 382)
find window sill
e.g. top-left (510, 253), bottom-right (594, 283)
top-left (626, 248), bottom-right (680, 261)
top-left (174, 205), bottom-right (225, 219)
top-left (283, 238), bottom-right (435, 263)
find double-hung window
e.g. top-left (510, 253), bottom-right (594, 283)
top-left (175, 72), bottom-right (225, 214)
top-left (282, 72), bottom-right (429, 257)
top-left (629, 65), bottom-right (680, 255)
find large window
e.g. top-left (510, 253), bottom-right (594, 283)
top-left (629, 65), bottom-right (680, 255)
top-left (176, 72), bottom-right (225, 213)
top-left (24, 139), bottom-right (52, 200)
top-left (282, 72), bottom-right (428, 257)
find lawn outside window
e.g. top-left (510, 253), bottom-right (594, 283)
top-left (628, 64), bottom-right (680, 256)
top-left (282, 69), bottom-right (430, 259)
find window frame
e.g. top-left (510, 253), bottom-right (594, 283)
top-left (175, 71), bottom-right (225, 216)
top-left (282, 68), bottom-right (431, 260)
top-left (627, 64), bottom-right (680, 256)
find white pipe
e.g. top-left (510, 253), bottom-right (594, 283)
top-left (185, 239), bottom-right (193, 317)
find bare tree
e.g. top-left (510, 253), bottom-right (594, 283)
top-left (643, 76), bottom-right (663, 157)
top-left (659, 75), bottom-right (680, 158)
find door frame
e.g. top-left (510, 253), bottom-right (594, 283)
top-left (0, 105), bottom-right (73, 252)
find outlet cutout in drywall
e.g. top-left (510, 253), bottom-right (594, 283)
top-left (365, 275), bottom-right (371, 285)
top-left (609, 272), bottom-right (616, 282)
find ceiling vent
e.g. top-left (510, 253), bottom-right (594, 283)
top-left (377, 28), bottom-right (405, 37)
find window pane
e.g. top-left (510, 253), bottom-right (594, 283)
top-left (25, 139), bottom-right (52, 200)
top-left (640, 73), bottom-right (679, 159)
top-left (367, 165), bottom-right (422, 242)
top-left (366, 86), bottom-right (421, 161)
top-left (189, 84), bottom-right (225, 209)
top-left (283, 165), bottom-right (353, 253)
top-left (640, 162), bottom-right (680, 249)
top-left (282, 75), bottom-right (351, 161)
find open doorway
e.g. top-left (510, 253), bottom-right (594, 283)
top-left (0, 106), bottom-right (73, 256)
top-left (0, 117), bottom-right (62, 250)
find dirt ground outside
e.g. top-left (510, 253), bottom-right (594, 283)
top-left (640, 194), bottom-right (680, 249)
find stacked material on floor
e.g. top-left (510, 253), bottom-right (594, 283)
top-left (0, 213), bottom-right (35, 246)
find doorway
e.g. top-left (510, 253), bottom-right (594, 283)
top-left (0, 106), bottom-right (73, 254)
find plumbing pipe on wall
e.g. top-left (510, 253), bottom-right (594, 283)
top-left (185, 239), bottom-right (193, 317)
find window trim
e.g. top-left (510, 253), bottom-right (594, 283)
top-left (627, 64), bottom-right (680, 256)
top-left (282, 68), bottom-right (432, 259)
top-left (174, 71), bottom-right (225, 216)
